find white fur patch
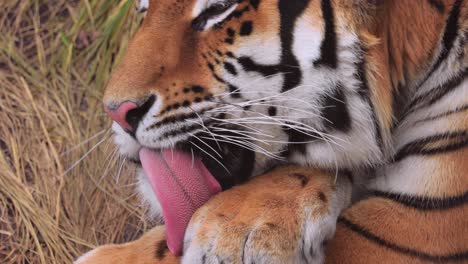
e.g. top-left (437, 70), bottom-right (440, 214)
top-left (293, 18), bottom-right (323, 69)
top-left (192, 0), bottom-right (238, 30)
top-left (74, 249), bottom-right (98, 264)
top-left (112, 122), bottom-right (140, 160)
top-left (138, 0), bottom-right (149, 12)
top-left (205, 4), bottom-right (238, 30)
top-left (193, 0), bottom-right (210, 17)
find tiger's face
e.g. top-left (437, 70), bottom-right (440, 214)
top-left (105, 0), bottom-right (384, 192)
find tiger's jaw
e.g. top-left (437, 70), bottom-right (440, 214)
top-left (112, 121), bottom-right (258, 191)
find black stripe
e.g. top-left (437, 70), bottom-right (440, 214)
top-left (207, 57), bottom-right (246, 98)
top-left (372, 190), bottom-right (468, 210)
top-left (155, 239), bottom-right (168, 260)
top-left (320, 84), bottom-right (351, 132)
top-left (231, 1), bottom-right (310, 92)
top-left (249, 0), bottom-right (260, 10)
top-left (391, 82), bottom-right (411, 129)
top-left (148, 112), bottom-right (198, 130)
top-left (240, 20), bottom-right (253, 36)
top-left (406, 68), bottom-right (467, 114)
top-left (415, 104), bottom-right (468, 124)
top-left (241, 232), bottom-right (251, 264)
top-left (156, 120), bottom-right (215, 141)
top-left (284, 125), bottom-right (322, 155)
top-left (340, 169), bottom-right (354, 184)
top-left (413, 0), bottom-right (463, 92)
top-left (228, 84), bottom-right (242, 98)
top-left (213, 72), bottom-right (227, 84)
top-left (338, 217), bottom-right (468, 262)
top-left (237, 56), bottom-right (280, 76)
top-left (278, 0), bottom-right (309, 91)
top-left (289, 173), bottom-right (310, 187)
top-left (313, 0), bottom-right (338, 68)
top-left (224, 61), bottom-right (238, 75)
top-left (394, 131), bottom-right (468, 162)
top-left (300, 237), bottom-right (309, 262)
top-left (146, 107), bottom-right (215, 131)
top-left (428, 0), bottom-right (446, 13)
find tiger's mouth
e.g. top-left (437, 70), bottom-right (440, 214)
top-left (136, 133), bottom-right (255, 255)
top-left (113, 117), bottom-right (267, 254)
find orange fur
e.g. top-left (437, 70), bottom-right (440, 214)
top-left (76, 226), bottom-right (180, 264)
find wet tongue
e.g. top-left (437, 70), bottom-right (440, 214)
top-left (139, 148), bottom-right (222, 256)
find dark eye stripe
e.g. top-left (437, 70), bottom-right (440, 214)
top-left (206, 3), bottom-right (234, 16)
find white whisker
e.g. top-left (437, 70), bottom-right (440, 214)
top-left (188, 132), bottom-right (223, 159)
top-left (115, 157), bottom-right (127, 183)
top-left (190, 141), bottom-right (231, 175)
top-left (189, 106), bottom-right (222, 151)
top-left (61, 129), bottom-right (109, 156)
top-left (199, 135), bottom-right (284, 161)
top-left (61, 135), bottom-right (110, 176)
top-left (191, 147), bottom-right (195, 168)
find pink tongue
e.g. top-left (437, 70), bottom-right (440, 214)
top-left (139, 148), bottom-right (222, 256)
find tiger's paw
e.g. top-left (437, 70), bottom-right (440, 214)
top-left (182, 166), bottom-right (352, 264)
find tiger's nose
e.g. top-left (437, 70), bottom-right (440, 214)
top-left (105, 95), bottom-right (156, 132)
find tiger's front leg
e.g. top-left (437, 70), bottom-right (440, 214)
top-left (183, 166), bottom-right (352, 264)
top-left (76, 166), bottom-right (351, 264)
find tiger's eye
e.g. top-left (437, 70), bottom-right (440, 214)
top-left (191, 2), bottom-right (237, 31)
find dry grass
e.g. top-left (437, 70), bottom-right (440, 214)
top-left (0, 1), bottom-right (152, 263)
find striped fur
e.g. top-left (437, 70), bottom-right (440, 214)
top-left (78, 0), bottom-right (468, 263)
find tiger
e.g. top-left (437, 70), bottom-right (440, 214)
top-left (76, 0), bottom-right (468, 263)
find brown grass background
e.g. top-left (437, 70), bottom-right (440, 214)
top-left (0, 1), bottom-right (152, 263)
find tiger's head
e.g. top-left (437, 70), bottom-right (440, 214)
top-left (105, 0), bottom-right (444, 200)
